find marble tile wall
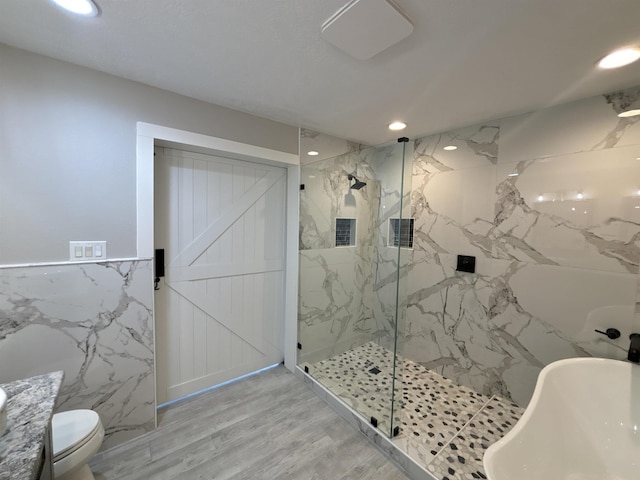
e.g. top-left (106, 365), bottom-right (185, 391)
top-left (298, 142), bottom-right (410, 364)
top-left (299, 128), bottom-right (366, 165)
top-left (0, 260), bottom-right (155, 450)
top-left (406, 85), bottom-right (640, 406)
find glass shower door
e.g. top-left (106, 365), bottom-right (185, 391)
top-left (389, 138), bottom-right (412, 438)
top-left (297, 139), bottom-right (411, 439)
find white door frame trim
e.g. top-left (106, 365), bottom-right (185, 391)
top-left (136, 122), bottom-right (300, 407)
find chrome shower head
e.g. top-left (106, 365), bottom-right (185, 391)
top-left (347, 174), bottom-right (367, 190)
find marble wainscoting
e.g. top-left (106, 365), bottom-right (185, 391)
top-left (405, 86), bottom-right (640, 407)
top-left (0, 260), bottom-right (155, 450)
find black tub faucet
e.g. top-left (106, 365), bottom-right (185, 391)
top-left (628, 334), bottom-right (640, 363)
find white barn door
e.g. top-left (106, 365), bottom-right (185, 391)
top-left (154, 147), bottom-right (286, 404)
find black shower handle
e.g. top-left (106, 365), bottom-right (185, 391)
top-left (594, 328), bottom-right (621, 340)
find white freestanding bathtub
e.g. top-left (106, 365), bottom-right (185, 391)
top-left (484, 357), bottom-right (640, 480)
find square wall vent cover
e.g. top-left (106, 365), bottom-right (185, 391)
top-left (321, 0), bottom-right (413, 60)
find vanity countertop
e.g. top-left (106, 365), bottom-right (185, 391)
top-left (0, 371), bottom-right (64, 480)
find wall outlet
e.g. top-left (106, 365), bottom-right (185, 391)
top-left (69, 241), bottom-right (106, 261)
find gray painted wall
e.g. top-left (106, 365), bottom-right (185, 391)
top-left (0, 43), bottom-right (299, 265)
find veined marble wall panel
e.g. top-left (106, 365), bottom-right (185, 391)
top-left (412, 123), bottom-right (499, 263)
top-left (298, 247), bottom-right (380, 364)
top-left (414, 124), bottom-right (500, 171)
top-left (0, 260), bottom-right (154, 450)
top-left (406, 86), bottom-right (640, 407)
top-left (413, 163), bottom-right (496, 259)
top-left (299, 149), bottom-right (379, 251)
top-left (499, 86), bottom-right (640, 162)
top-left (494, 145), bottom-right (640, 272)
top-left (502, 262), bottom-right (635, 352)
top-left (298, 148), bottom-right (382, 363)
top-left (488, 259), bottom-right (635, 404)
top-left (405, 251), bottom-right (499, 398)
top-left (371, 246), bottom-right (405, 353)
top-left (405, 252), bottom-right (636, 405)
top-left (298, 142), bottom-right (409, 364)
top-left (299, 128), bottom-right (366, 165)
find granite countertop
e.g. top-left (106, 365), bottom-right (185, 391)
top-left (0, 371), bottom-right (64, 480)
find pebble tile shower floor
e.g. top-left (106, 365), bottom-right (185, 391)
top-left (305, 342), bottom-right (524, 480)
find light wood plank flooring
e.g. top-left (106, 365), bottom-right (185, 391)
top-left (90, 365), bottom-right (410, 480)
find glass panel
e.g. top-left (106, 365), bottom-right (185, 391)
top-left (389, 139), bottom-right (412, 438)
top-left (297, 140), bottom-right (408, 438)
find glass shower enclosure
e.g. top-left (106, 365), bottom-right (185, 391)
top-left (297, 139), bottom-right (411, 438)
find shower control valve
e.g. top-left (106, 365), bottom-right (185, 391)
top-left (594, 328), bottom-right (621, 340)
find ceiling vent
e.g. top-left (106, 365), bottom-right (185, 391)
top-left (321, 0), bottom-right (413, 60)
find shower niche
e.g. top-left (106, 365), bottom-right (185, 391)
top-left (335, 218), bottom-right (356, 247)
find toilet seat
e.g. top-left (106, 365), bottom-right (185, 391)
top-left (52, 410), bottom-right (101, 460)
top-left (52, 410), bottom-right (104, 480)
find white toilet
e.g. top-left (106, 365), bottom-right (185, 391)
top-left (52, 410), bottom-right (105, 480)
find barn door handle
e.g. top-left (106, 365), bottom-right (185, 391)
top-left (154, 249), bottom-right (165, 291)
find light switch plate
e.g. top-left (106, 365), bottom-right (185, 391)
top-left (69, 241), bottom-right (107, 261)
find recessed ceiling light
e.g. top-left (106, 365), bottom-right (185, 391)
top-left (50, 0), bottom-right (99, 16)
top-left (597, 47), bottom-right (640, 69)
top-left (618, 109), bottom-right (640, 118)
top-left (307, 151), bottom-right (319, 156)
top-left (388, 121), bottom-right (407, 131)
top-left (443, 145), bottom-right (457, 151)
top-left (507, 173), bottom-right (519, 177)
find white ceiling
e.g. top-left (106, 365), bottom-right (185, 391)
top-left (1, 0), bottom-right (640, 145)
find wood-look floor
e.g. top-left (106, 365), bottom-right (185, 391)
top-left (90, 366), bottom-right (410, 480)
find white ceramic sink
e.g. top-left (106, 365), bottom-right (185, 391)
top-left (484, 357), bottom-right (640, 480)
